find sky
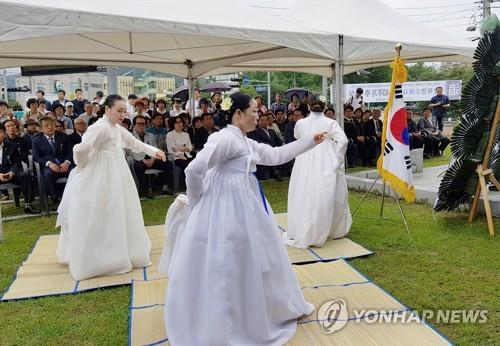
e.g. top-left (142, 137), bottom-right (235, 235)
top-left (381, 0), bottom-right (499, 39)
top-left (245, 0), bottom-right (499, 39)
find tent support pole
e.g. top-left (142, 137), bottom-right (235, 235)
top-left (335, 35), bottom-right (344, 129)
top-left (267, 71), bottom-right (271, 109)
top-left (186, 60), bottom-right (195, 117)
top-left (330, 63), bottom-right (335, 111)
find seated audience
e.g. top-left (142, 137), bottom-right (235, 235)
top-left (0, 123), bottom-right (39, 214)
top-left (166, 116), bottom-right (193, 172)
top-left (248, 113), bottom-right (283, 181)
top-left (418, 107), bottom-right (450, 156)
top-left (32, 116), bottom-right (73, 205)
top-left (131, 115), bottom-right (173, 195)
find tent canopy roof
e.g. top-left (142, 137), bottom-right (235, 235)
top-left (0, 0), bottom-right (475, 77)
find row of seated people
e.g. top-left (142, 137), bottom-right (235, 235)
top-left (343, 106), bottom-right (383, 168)
top-left (0, 109), bottom-right (226, 213)
top-left (343, 105), bottom-right (450, 168)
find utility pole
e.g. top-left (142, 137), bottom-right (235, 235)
top-left (1, 69), bottom-right (7, 101)
top-left (483, 0), bottom-right (491, 18)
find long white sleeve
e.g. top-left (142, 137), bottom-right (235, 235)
top-left (250, 135), bottom-right (315, 167)
top-left (73, 123), bottom-right (105, 167)
top-left (119, 125), bottom-right (158, 158)
top-left (185, 132), bottom-right (233, 205)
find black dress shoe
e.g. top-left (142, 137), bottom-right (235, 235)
top-left (24, 205), bottom-right (41, 214)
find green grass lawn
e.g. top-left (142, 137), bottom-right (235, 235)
top-left (346, 146), bottom-right (451, 174)
top-left (0, 182), bottom-right (498, 345)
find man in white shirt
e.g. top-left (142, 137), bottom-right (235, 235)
top-left (126, 94), bottom-right (138, 118)
top-left (185, 89), bottom-right (201, 116)
top-left (51, 90), bottom-right (68, 112)
top-left (345, 87), bottom-right (364, 111)
top-left (79, 102), bottom-right (97, 124)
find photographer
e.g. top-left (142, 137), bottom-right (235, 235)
top-left (344, 87), bottom-right (364, 111)
top-left (429, 86), bottom-right (450, 132)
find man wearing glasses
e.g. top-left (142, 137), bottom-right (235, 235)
top-left (131, 116), bottom-right (174, 196)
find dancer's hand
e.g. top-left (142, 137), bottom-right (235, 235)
top-left (155, 150), bottom-right (167, 162)
top-left (313, 132), bottom-right (328, 144)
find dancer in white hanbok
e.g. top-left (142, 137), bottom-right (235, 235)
top-left (285, 96), bottom-right (352, 249)
top-left (164, 93), bottom-right (327, 345)
top-left (56, 95), bottom-right (166, 281)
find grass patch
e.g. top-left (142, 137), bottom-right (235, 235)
top-left (0, 180), bottom-right (498, 345)
top-left (346, 146), bottom-right (451, 174)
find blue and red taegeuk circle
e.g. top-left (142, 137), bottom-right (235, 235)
top-left (389, 107), bottom-right (409, 145)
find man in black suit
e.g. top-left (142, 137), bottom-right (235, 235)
top-left (371, 109), bottom-right (384, 146)
top-left (4, 120), bottom-right (30, 164)
top-left (343, 105), bottom-right (361, 168)
top-left (32, 116), bottom-right (73, 204)
top-left (0, 123), bottom-right (39, 214)
top-left (284, 107), bottom-right (307, 144)
top-left (71, 88), bottom-right (88, 115)
top-left (360, 109), bottom-right (378, 166)
top-left (407, 109), bottom-right (431, 159)
top-left (191, 116), bottom-right (210, 154)
top-left (248, 113), bottom-right (283, 180)
top-left (69, 117), bottom-right (87, 147)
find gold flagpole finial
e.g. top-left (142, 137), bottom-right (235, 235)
top-left (395, 43), bottom-right (403, 57)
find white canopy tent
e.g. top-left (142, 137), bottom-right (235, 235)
top-left (206, 0), bottom-right (476, 119)
top-left (0, 0), bottom-right (335, 111)
top-left (0, 0), bottom-right (474, 120)
top-left (0, 0), bottom-right (334, 76)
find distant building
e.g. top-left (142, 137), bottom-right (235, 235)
top-left (15, 71), bottom-right (177, 108)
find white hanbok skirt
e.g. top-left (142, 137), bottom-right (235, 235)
top-left (286, 141), bottom-right (351, 249)
top-left (165, 168), bottom-right (314, 345)
top-left (56, 148), bottom-right (151, 281)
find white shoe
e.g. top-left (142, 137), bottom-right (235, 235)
top-left (303, 302), bottom-right (315, 317)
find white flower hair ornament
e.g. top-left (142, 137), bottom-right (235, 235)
top-left (221, 97), bottom-right (233, 111)
top-left (318, 95), bottom-right (327, 103)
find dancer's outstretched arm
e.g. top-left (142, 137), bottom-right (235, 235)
top-left (250, 133), bottom-right (326, 167)
top-left (73, 124), bottom-right (104, 167)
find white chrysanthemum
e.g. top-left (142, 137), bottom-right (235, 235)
top-left (221, 97), bottom-right (233, 111)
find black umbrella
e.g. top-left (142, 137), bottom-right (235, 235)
top-left (200, 82), bottom-right (232, 92)
top-left (283, 88), bottom-right (310, 100)
top-left (171, 85), bottom-right (189, 102)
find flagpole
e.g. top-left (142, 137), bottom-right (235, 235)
top-left (351, 43), bottom-right (411, 233)
top-left (380, 183), bottom-right (386, 218)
